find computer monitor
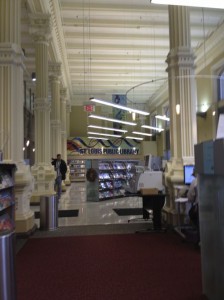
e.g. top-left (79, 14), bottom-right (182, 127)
top-left (184, 165), bottom-right (195, 185)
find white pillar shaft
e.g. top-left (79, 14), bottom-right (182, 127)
top-left (167, 6), bottom-right (197, 163)
top-left (0, 0), bottom-right (21, 44)
top-left (0, 0), bottom-right (35, 233)
top-left (50, 76), bottom-right (61, 157)
top-left (29, 13), bottom-right (55, 198)
top-left (61, 98), bottom-right (67, 161)
top-left (0, 48), bottom-right (24, 161)
top-left (34, 40), bottom-right (51, 164)
top-left (66, 102), bottom-right (71, 138)
top-left (51, 120), bottom-right (61, 157)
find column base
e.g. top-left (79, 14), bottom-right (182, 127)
top-left (163, 207), bottom-right (179, 226)
top-left (30, 195), bottom-right (41, 205)
top-left (15, 212), bottom-right (36, 235)
top-left (31, 163), bottom-right (56, 196)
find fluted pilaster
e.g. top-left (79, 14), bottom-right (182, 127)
top-left (60, 88), bottom-right (67, 160)
top-left (49, 62), bottom-right (62, 158)
top-left (29, 13), bottom-right (55, 199)
top-left (66, 101), bottom-right (71, 138)
top-left (61, 88), bottom-right (70, 186)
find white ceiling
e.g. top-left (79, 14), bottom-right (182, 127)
top-left (21, 0), bottom-right (224, 107)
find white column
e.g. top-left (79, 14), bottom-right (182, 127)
top-left (49, 62), bottom-right (62, 158)
top-left (164, 6), bottom-right (197, 224)
top-left (29, 13), bottom-right (55, 200)
top-left (66, 101), bottom-right (71, 138)
top-left (0, 0), bottom-right (35, 233)
top-left (61, 88), bottom-right (70, 186)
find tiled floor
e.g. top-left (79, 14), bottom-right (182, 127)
top-left (32, 181), bottom-right (146, 229)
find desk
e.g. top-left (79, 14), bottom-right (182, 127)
top-left (137, 193), bottom-right (166, 232)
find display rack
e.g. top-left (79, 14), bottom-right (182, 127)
top-left (0, 164), bottom-right (16, 234)
top-left (0, 163), bottom-right (17, 300)
top-left (68, 159), bottom-right (86, 182)
top-left (98, 159), bottom-right (140, 201)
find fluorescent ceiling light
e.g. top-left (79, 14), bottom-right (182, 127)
top-left (155, 115), bottom-right (170, 121)
top-left (89, 114), bottom-right (137, 126)
top-left (88, 131), bottom-right (122, 138)
top-left (90, 98), bottom-right (149, 116)
top-left (141, 125), bottom-right (164, 132)
top-left (125, 136), bottom-right (144, 140)
top-left (150, 0), bottom-right (224, 9)
top-left (132, 131), bottom-right (153, 136)
top-left (88, 136), bottom-right (109, 140)
top-left (88, 125), bottom-right (127, 133)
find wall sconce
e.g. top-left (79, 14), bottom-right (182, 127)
top-left (26, 140), bottom-right (30, 147)
top-left (176, 104), bottom-right (180, 115)
top-left (32, 72), bottom-right (36, 82)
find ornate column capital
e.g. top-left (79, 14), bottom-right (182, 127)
top-left (34, 98), bottom-right (51, 112)
top-left (0, 43), bottom-right (24, 67)
top-left (29, 13), bottom-right (52, 43)
top-left (49, 62), bottom-right (62, 79)
top-left (60, 87), bottom-right (67, 98)
top-left (66, 101), bottom-right (71, 113)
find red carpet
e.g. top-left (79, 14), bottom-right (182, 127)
top-left (16, 232), bottom-right (206, 300)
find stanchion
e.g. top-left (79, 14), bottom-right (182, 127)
top-left (40, 195), bottom-right (58, 231)
top-left (0, 230), bottom-right (16, 300)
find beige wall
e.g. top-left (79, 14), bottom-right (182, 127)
top-left (141, 141), bottom-right (157, 156)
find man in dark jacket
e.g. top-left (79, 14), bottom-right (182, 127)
top-left (51, 154), bottom-right (67, 199)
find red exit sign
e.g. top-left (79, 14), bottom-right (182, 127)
top-left (84, 105), bottom-right (95, 112)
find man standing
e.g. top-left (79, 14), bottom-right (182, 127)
top-left (51, 154), bottom-right (67, 199)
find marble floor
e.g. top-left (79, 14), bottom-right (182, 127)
top-left (31, 181), bottom-right (147, 229)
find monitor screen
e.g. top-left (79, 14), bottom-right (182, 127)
top-left (184, 165), bottom-right (195, 185)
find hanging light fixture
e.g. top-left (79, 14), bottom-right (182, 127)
top-left (88, 131), bottom-right (122, 138)
top-left (150, 0), bottom-right (224, 9)
top-left (132, 131), bottom-right (152, 136)
top-left (90, 98), bottom-right (149, 116)
top-left (88, 125), bottom-right (127, 133)
top-left (141, 125), bottom-right (164, 132)
top-left (155, 115), bottom-right (170, 121)
top-left (125, 136), bottom-right (144, 140)
top-left (88, 136), bottom-right (109, 140)
top-left (88, 114), bottom-right (137, 126)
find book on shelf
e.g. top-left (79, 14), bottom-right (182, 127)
top-left (0, 213), bottom-right (14, 233)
